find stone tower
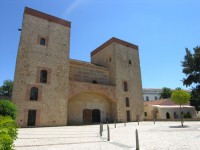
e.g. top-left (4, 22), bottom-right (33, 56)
top-left (12, 7), bottom-right (71, 127)
top-left (91, 38), bottom-right (144, 122)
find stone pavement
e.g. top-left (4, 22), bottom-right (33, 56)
top-left (14, 121), bottom-right (200, 150)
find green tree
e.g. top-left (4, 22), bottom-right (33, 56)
top-left (0, 80), bottom-right (13, 96)
top-left (171, 90), bottom-right (190, 126)
top-left (190, 88), bottom-right (200, 113)
top-left (160, 87), bottom-right (173, 99)
top-left (0, 100), bottom-right (18, 120)
top-left (182, 46), bottom-right (200, 111)
top-left (0, 115), bottom-right (18, 150)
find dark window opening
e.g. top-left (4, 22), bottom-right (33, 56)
top-left (124, 82), bottom-right (128, 92)
top-left (144, 112), bottom-right (147, 116)
top-left (129, 60), bottom-right (132, 65)
top-left (30, 87), bottom-right (38, 100)
top-left (155, 96), bottom-right (158, 100)
top-left (92, 80), bottom-right (97, 84)
top-left (27, 110), bottom-right (36, 126)
top-left (40, 38), bottom-right (46, 46)
top-left (146, 96), bottom-right (149, 101)
top-left (125, 97), bottom-right (129, 107)
top-left (40, 70), bottom-right (47, 83)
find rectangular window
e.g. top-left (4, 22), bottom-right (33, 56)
top-left (146, 96), bottom-right (149, 101)
top-left (144, 112), bottom-right (147, 116)
top-left (126, 97), bottom-right (130, 107)
top-left (155, 96), bottom-right (158, 100)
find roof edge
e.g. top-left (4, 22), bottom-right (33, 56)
top-left (24, 7), bottom-right (71, 28)
top-left (91, 37), bottom-right (138, 56)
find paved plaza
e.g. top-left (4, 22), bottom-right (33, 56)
top-left (14, 121), bottom-right (200, 150)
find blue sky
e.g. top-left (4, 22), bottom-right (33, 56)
top-left (0, 0), bottom-right (199, 89)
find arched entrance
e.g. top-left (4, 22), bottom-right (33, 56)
top-left (166, 112), bottom-right (170, 119)
top-left (67, 92), bottom-right (113, 125)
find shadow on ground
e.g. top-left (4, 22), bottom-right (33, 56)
top-left (169, 125), bottom-right (189, 128)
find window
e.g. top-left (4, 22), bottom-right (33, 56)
top-left (92, 80), bottom-right (97, 84)
top-left (144, 112), bottom-right (147, 116)
top-left (30, 87), bottom-right (38, 100)
top-left (146, 96), bottom-right (149, 101)
top-left (155, 96), bottom-right (158, 100)
top-left (125, 97), bottom-right (129, 107)
top-left (124, 82), bottom-right (128, 91)
top-left (129, 60), bottom-right (132, 65)
top-left (40, 70), bottom-right (47, 83)
top-left (40, 38), bottom-right (46, 46)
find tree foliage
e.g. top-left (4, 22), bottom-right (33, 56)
top-left (171, 90), bottom-right (190, 105)
top-left (0, 100), bottom-right (18, 120)
top-left (160, 87), bottom-right (173, 99)
top-left (0, 80), bottom-right (13, 96)
top-left (171, 90), bottom-right (190, 126)
top-left (0, 115), bottom-right (18, 150)
top-left (182, 46), bottom-right (200, 111)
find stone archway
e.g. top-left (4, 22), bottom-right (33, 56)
top-left (67, 92), bottom-right (113, 125)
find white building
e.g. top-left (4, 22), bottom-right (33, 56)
top-left (143, 88), bottom-right (162, 101)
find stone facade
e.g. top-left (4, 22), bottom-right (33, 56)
top-left (144, 99), bottom-right (196, 120)
top-left (12, 7), bottom-right (144, 127)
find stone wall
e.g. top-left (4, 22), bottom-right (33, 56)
top-left (69, 60), bottom-right (110, 85)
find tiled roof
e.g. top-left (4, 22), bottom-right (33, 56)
top-left (144, 99), bottom-right (176, 106)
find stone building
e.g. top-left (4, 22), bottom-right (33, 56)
top-left (144, 99), bottom-right (196, 120)
top-left (12, 7), bottom-right (144, 127)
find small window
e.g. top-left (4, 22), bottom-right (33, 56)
top-left (30, 87), bottom-right (38, 101)
top-left (155, 96), bottom-right (158, 100)
top-left (125, 97), bottom-right (130, 107)
top-left (144, 112), bottom-right (147, 116)
top-left (92, 80), bottom-right (97, 84)
top-left (40, 38), bottom-right (46, 46)
top-left (124, 82), bottom-right (128, 92)
top-left (40, 70), bottom-right (47, 83)
top-left (146, 96), bottom-right (149, 101)
top-left (109, 57), bottom-right (112, 62)
top-left (129, 60), bottom-right (132, 65)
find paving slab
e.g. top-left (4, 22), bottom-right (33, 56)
top-left (14, 121), bottom-right (200, 150)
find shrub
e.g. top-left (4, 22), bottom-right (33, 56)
top-left (0, 115), bottom-right (18, 150)
top-left (0, 100), bottom-right (18, 120)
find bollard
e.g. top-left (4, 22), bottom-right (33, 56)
top-left (100, 123), bottom-right (102, 136)
top-left (124, 122), bottom-right (126, 127)
top-left (107, 124), bottom-right (110, 141)
top-left (114, 121), bottom-right (116, 128)
top-left (136, 129), bottom-right (139, 150)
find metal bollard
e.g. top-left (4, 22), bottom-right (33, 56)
top-left (107, 124), bottom-right (110, 141)
top-left (136, 129), bottom-right (139, 150)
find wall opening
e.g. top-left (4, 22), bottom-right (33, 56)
top-left (166, 112), bottom-right (170, 119)
top-left (27, 110), bottom-right (36, 126)
top-left (92, 109), bottom-right (101, 122)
